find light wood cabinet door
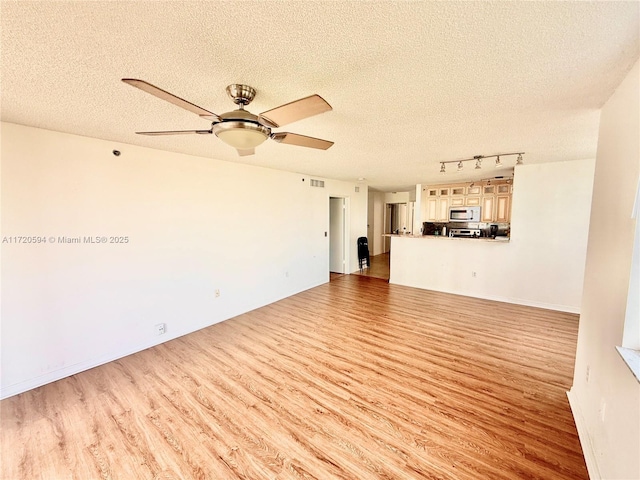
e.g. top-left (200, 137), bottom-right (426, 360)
top-left (482, 196), bottom-right (495, 222)
top-left (438, 197), bottom-right (450, 221)
top-left (423, 181), bottom-right (512, 224)
top-left (497, 184), bottom-right (511, 195)
top-left (496, 195), bottom-right (511, 223)
top-left (426, 197), bottom-right (438, 221)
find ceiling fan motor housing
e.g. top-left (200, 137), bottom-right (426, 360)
top-left (226, 84), bottom-right (256, 106)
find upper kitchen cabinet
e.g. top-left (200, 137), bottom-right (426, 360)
top-left (481, 196), bottom-right (495, 222)
top-left (495, 194), bottom-right (511, 223)
top-left (482, 181), bottom-right (513, 223)
top-left (421, 179), bottom-right (513, 224)
top-left (423, 186), bottom-right (450, 222)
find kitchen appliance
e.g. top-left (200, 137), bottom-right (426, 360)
top-left (449, 228), bottom-right (482, 238)
top-left (449, 206), bottom-right (481, 222)
top-left (422, 222), bottom-right (447, 236)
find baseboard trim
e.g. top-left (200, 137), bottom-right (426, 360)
top-left (1, 280), bottom-right (327, 400)
top-left (388, 279), bottom-right (580, 313)
top-left (0, 342), bottom-right (165, 400)
top-left (567, 389), bottom-right (600, 480)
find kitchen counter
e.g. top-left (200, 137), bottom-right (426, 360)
top-left (383, 233), bottom-right (510, 242)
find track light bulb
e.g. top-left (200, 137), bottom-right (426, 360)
top-left (516, 153), bottom-right (523, 165)
top-left (457, 161), bottom-right (463, 171)
top-left (475, 159), bottom-right (482, 170)
top-left (495, 156), bottom-right (502, 167)
top-left (440, 163), bottom-right (446, 174)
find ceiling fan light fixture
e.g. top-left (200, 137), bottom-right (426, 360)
top-left (213, 121), bottom-right (270, 149)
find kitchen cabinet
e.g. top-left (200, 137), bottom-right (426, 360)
top-left (422, 179), bottom-right (512, 224)
top-left (438, 197), bottom-right (450, 221)
top-left (424, 186), bottom-right (451, 221)
top-left (496, 195), bottom-right (511, 222)
top-left (482, 193), bottom-right (512, 223)
top-left (426, 197), bottom-right (438, 221)
top-left (481, 196), bottom-right (495, 222)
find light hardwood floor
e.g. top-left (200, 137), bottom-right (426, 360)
top-left (352, 253), bottom-right (390, 280)
top-left (1, 276), bottom-right (587, 479)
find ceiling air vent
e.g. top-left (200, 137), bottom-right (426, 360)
top-left (310, 179), bottom-right (325, 188)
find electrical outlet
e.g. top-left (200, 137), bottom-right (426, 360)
top-left (215, 289), bottom-right (220, 298)
top-left (156, 323), bottom-right (166, 335)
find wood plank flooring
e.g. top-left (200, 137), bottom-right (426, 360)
top-left (352, 253), bottom-right (390, 280)
top-left (0, 276), bottom-right (587, 479)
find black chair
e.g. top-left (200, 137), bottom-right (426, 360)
top-left (357, 237), bottom-right (370, 272)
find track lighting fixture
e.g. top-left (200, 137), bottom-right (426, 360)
top-left (437, 152), bottom-right (524, 174)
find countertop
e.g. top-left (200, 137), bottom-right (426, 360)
top-left (383, 233), bottom-right (510, 242)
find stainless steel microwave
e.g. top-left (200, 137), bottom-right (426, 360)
top-left (449, 206), bottom-right (481, 222)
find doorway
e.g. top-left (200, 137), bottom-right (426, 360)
top-left (329, 197), bottom-right (347, 274)
top-left (384, 202), bottom-right (408, 252)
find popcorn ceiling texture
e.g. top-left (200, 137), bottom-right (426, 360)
top-left (1, 1), bottom-right (638, 190)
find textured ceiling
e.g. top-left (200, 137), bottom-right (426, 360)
top-left (2, 1), bottom-right (638, 191)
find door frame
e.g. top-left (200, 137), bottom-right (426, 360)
top-left (329, 196), bottom-right (350, 274)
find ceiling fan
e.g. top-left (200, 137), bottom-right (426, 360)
top-left (122, 79), bottom-right (334, 156)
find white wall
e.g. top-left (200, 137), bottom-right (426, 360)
top-left (390, 159), bottom-right (595, 312)
top-left (370, 191), bottom-right (385, 256)
top-left (568, 60), bottom-right (640, 480)
top-left (0, 122), bottom-right (366, 399)
top-left (384, 191), bottom-right (410, 204)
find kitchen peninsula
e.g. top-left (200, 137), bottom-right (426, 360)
top-left (386, 160), bottom-right (595, 314)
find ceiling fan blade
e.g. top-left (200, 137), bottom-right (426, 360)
top-left (122, 79), bottom-right (220, 121)
top-left (237, 148), bottom-right (255, 157)
top-left (259, 94), bottom-right (332, 128)
top-left (136, 129), bottom-right (212, 136)
top-left (271, 132), bottom-right (334, 150)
